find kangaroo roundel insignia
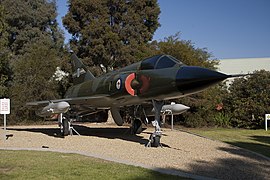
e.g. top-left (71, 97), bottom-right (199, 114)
top-left (116, 79), bottom-right (121, 90)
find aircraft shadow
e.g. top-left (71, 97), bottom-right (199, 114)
top-left (73, 125), bottom-right (149, 145)
top-left (7, 125), bottom-right (154, 146)
top-left (7, 127), bottom-right (64, 138)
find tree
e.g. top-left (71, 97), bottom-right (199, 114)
top-left (157, 33), bottom-right (218, 69)
top-left (63, 0), bottom-right (160, 74)
top-left (0, 4), bottom-right (11, 97)
top-left (10, 38), bottom-right (62, 121)
top-left (223, 70), bottom-right (270, 128)
top-left (1, 0), bottom-right (66, 122)
top-left (2, 0), bottom-right (63, 56)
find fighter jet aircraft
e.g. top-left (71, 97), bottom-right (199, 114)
top-left (27, 53), bottom-right (234, 147)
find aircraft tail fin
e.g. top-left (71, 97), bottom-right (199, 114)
top-left (71, 53), bottom-right (95, 85)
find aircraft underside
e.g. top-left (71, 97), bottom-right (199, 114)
top-left (51, 99), bottom-right (178, 147)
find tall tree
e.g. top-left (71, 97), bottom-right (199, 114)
top-left (1, 0), bottom-right (66, 121)
top-left (10, 38), bottom-right (62, 121)
top-left (63, 0), bottom-right (160, 73)
top-left (2, 0), bottom-right (63, 56)
top-left (0, 4), bottom-right (10, 97)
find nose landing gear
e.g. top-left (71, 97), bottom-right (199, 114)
top-left (146, 100), bottom-right (164, 147)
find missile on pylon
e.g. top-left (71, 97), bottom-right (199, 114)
top-left (36, 101), bottom-right (70, 117)
top-left (146, 102), bottom-right (190, 116)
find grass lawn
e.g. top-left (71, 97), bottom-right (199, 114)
top-left (184, 128), bottom-right (270, 158)
top-left (0, 150), bottom-right (184, 180)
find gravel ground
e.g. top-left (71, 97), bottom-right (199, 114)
top-left (1, 122), bottom-right (269, 180)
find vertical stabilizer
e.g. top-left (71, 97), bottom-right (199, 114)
top-left (71, 54), bottom-right (95, 85)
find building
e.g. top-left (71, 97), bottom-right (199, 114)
top-left (218, 57), bottom-right (270, 75)
top-left (217, 57), bottom-right (270, 86)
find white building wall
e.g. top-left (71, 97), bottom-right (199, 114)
top-left (217, 57), bottom-right (270, 75)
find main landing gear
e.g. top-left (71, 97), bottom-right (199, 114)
top-left (130, 105), bottom-right (148, 134)
top-left (146, 100), bottom-right (164, 147)
top-left (58, 113), bottom-right (80, 136)
top-left (129, 100), bottom-right (164, 147)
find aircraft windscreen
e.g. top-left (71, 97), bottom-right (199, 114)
top-left (156, 56), bottom-right (177, 69)
top-left (167, 55), bottom-right (184, 65)
top-left (140, 55), bottom-right (162, 70)
top-left (140, 55), bottom-right (184, 70)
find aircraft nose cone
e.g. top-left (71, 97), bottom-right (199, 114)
top-left (176, 66), bottom-right (229, 93)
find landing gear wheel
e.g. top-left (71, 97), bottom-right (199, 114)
top-left (146, 133), bottom-right (162, 147)
top-left (97, 110), bottom-right (109, 122)
top-left (152, 135), bottom-right (161, 147)
top-left (62, 118), bottom-right (70, 136)
top-left (131, 119), bottom-right (143, 134)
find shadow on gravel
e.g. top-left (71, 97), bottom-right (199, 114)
top-left (72, 125), bottom-right (149, 145)
top-left (147, 139), bottom-right (270, 179)
top-left (7, 125), bottom-right (173, 147)
top-left (153, 156), bottom-right (270, 180)
top-left (7, 127), bottom-right (64, 138)
top-left (68, 125), bottom-right (171, 147)
top-left (185, 147), bottom-right (270, 180)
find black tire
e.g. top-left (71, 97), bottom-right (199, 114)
top-left (97, 110), bottom-right (109, 122)
top-left (152, 136), bottom-right (161, 147)
top-left (62, 118), bottom-right (70, 136)
top-left (131, 119), bottom-right (142, 134)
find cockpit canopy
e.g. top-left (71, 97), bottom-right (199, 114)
top-left (140, 55), bottom-right (184, 70)
top-left (117, 54), bottom-right (184, 73)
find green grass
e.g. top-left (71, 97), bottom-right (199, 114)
top-left (0, 150), bottom-right (184, 180)
top-left (185, 128), bottom-right (270, 158)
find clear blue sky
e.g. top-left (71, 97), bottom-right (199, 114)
top-left (56, 0), bottom-right (270, 59)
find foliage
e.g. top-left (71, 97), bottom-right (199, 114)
top-left (156, 33), bottom-right (218, 69)
top-left (2, 0), bottom-right (63, 56)
top-left (63, 0), bottom-right (160, 74)
top-left (223, 70), bottom-right (270, 129)
top-left (0, 0), bottom-right (67, 121)
top-left (0, 52), bottom-right (10, 97)
top-left (179, 86), bottom-right (225, 128)
top-left (213, 112), bottom-right (231, 127)
top-left (10, 39), bottom-right (61, 121)
top-left (0, 4), bottom-right (10, 97)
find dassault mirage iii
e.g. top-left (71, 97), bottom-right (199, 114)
top-left (28, 53), bottom-right (234, 147)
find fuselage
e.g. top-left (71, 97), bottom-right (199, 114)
top-left (65, 55), bottom-right (229, 108)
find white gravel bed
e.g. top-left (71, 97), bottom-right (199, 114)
top-left (0, 123), bottom-right (269, 180)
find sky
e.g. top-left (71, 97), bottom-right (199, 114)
top-left (56, 0), bottom-right (270, 59)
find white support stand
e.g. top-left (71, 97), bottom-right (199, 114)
top-left (171, 112), bottom-right (174, 130)
top-left (163, 109), bottom-right (174, 130)
top-left (69, 120), bottom-right (80, 136)
top-left (58, 113), bottom-right (63, 133)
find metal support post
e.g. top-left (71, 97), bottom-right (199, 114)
top-left (171, 113), bottom-right (174, 130)
top-left (4, 114), bottom-right (6, 140)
